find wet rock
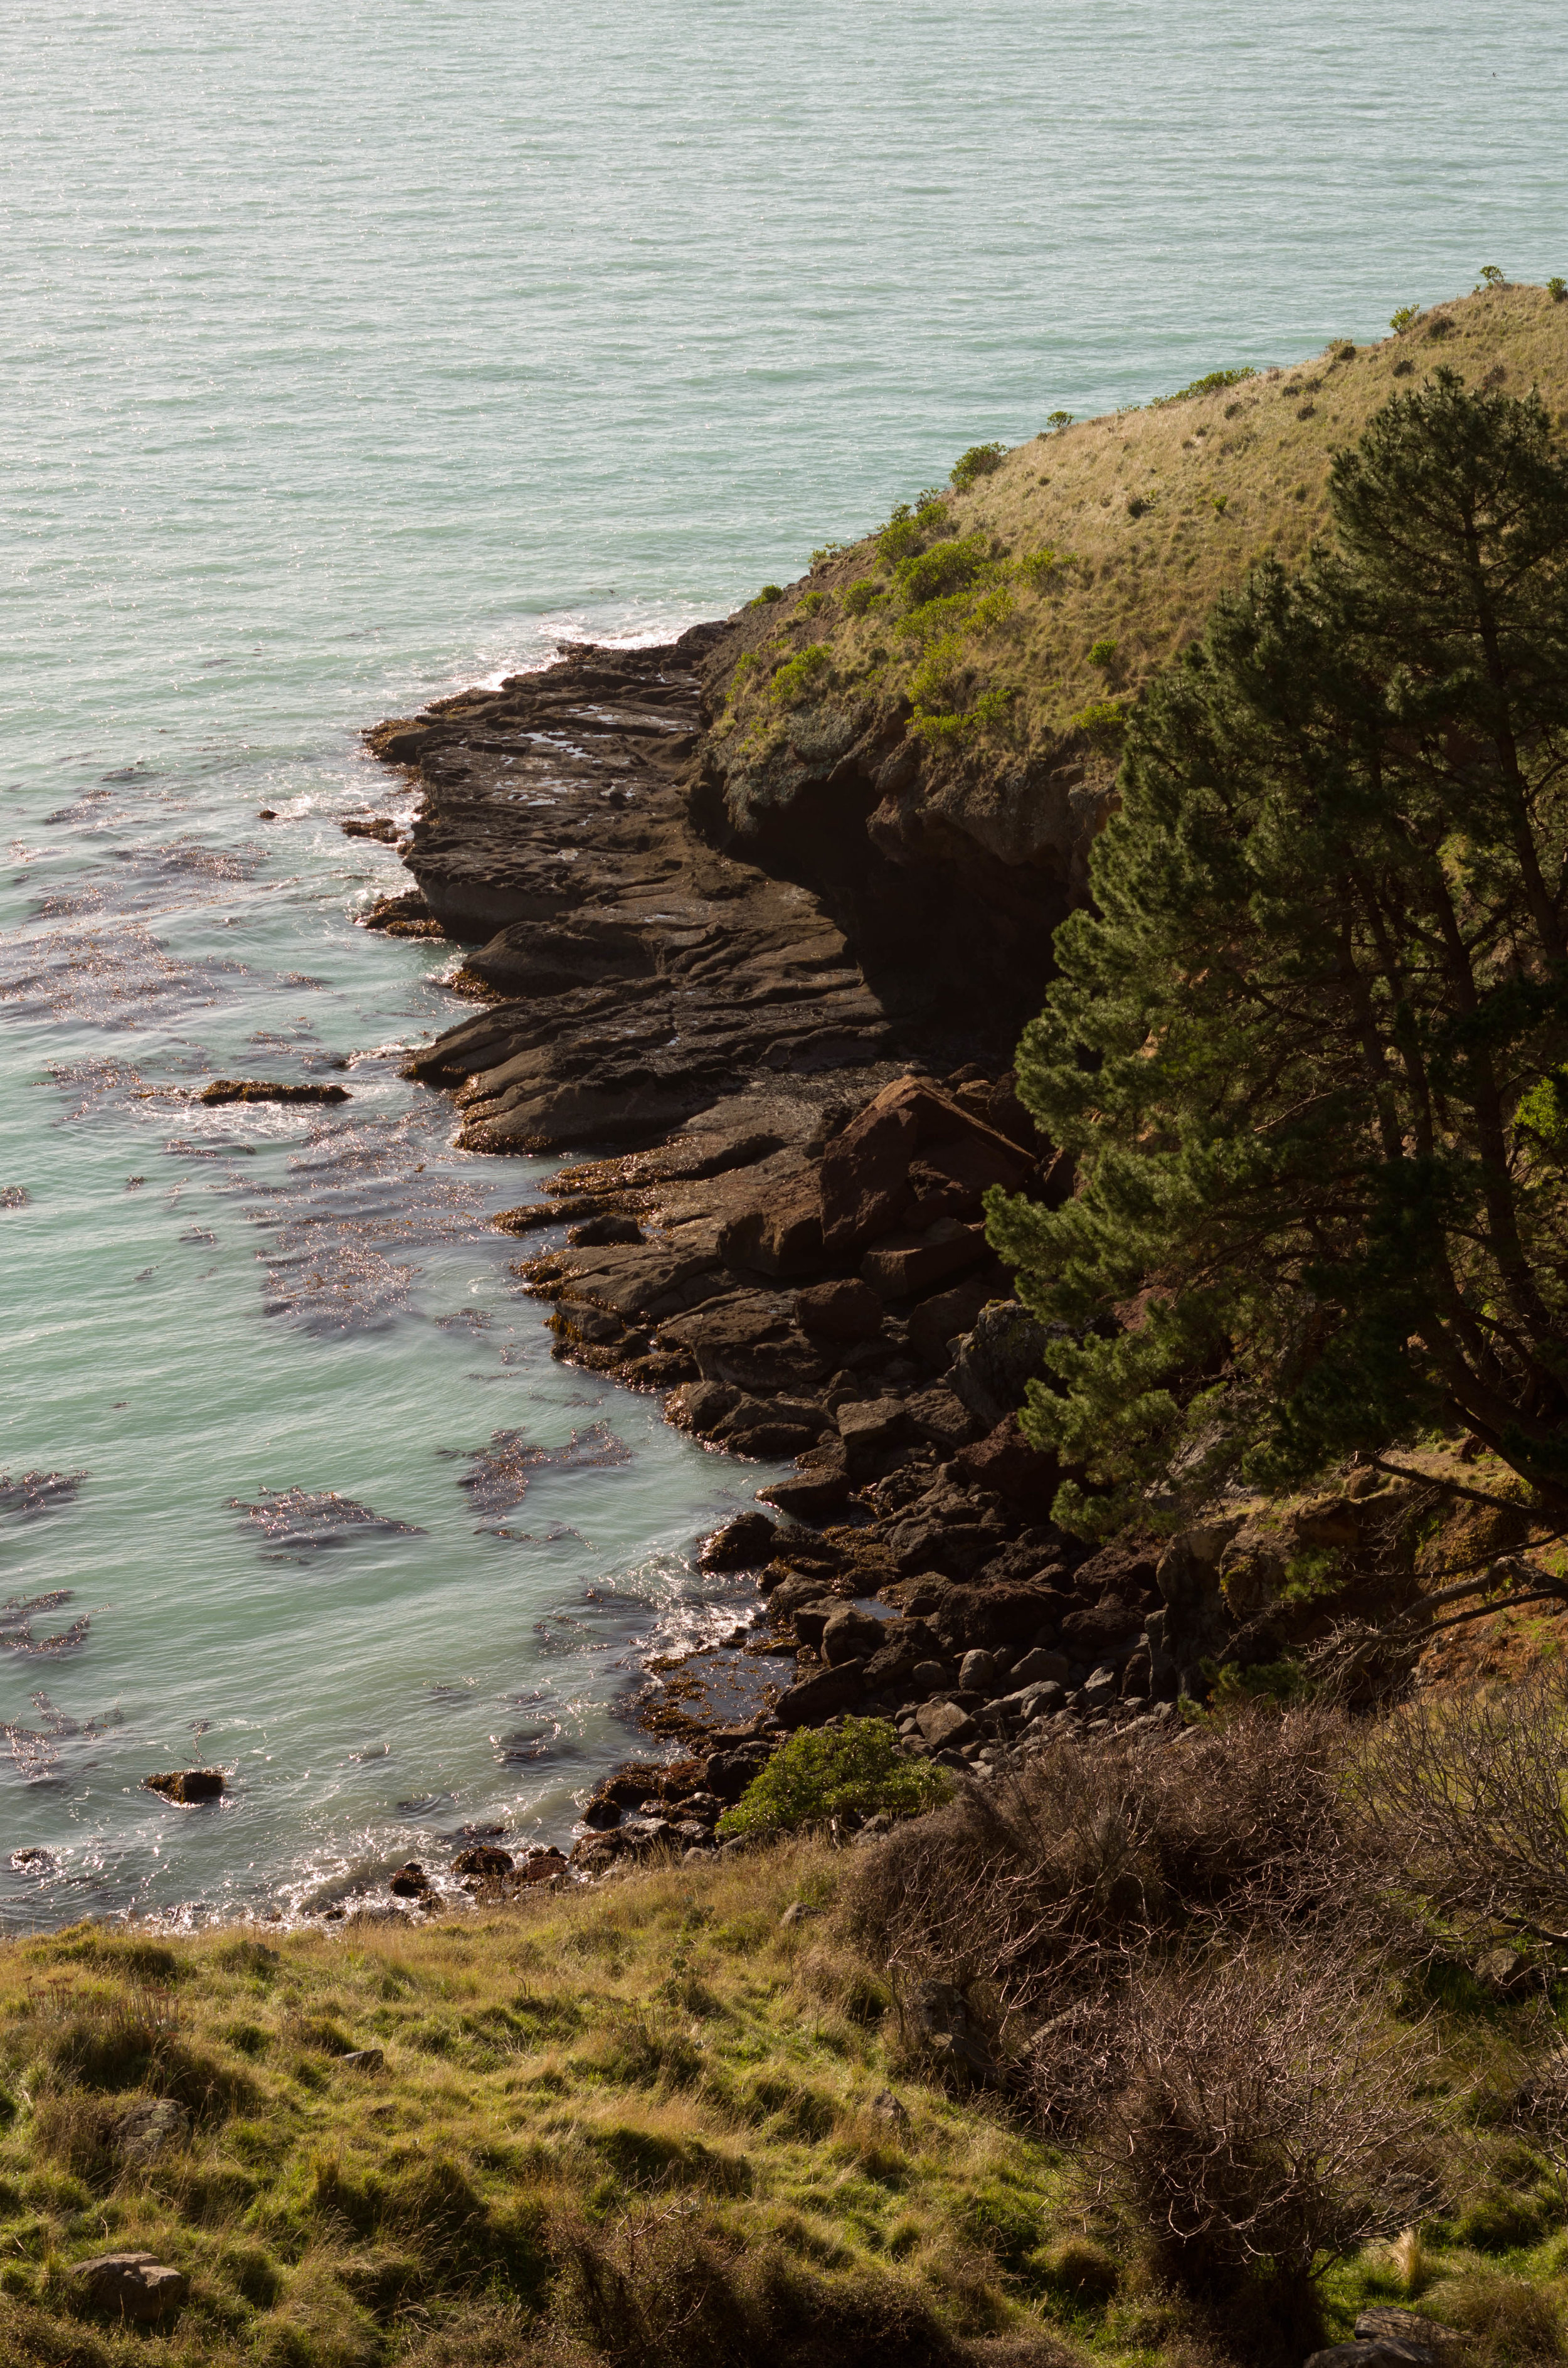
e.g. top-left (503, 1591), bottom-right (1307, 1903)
top-left (9, 1845), bottom-right (56, 1872)
top-left (144, 1768), bottom-right (225, 1804)
top-left (759, 1440), bottom-right (850, 1521)
top-left (697, 1511), bottom-right (778, 1571)
top-left (775, 1664), bottom-right (864, 1728)
top-left (114, 2097), bottom-right (190, 2165)
top-left (198, 1079), bottom-right (351, 1106)
top-left (388, 1862), bottom-right (430, 1897)
top-left (71, 2254), bottom-right (189, 2323)
top-left (568, 1214), bottom-right (645, 1247)
top-left (795, 1278), bottom-right (883, 1341)
top-left (581, 1795), bottom-right (622, 1830)
top-left (516, 1847), bottom-right (569, 1884)
top-left (452, 1845), bottom-right (514, 1878)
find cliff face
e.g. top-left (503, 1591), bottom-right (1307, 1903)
top-left (692, 284), bottom-right (1568, 1033)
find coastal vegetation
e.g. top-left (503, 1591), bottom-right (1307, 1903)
top-left (988, 368), bottom-right (1568, 1537)
top-left (12, 1696), bottom-right (1568, 2367)
top-left (707, 282), bottom-right (1568, 796)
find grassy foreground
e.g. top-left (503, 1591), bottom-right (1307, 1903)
top-left (709, 282), bottom-right (1568, 799)
top-left (4, 1802), bottom-right (1568, 2368)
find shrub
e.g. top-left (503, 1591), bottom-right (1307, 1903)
top-left (1065, 695), bottom-right (1126, 746)
top-left (1099, 1951), bottom-right (1431, 2303)
top-left (1045, 411), bottom-right (1074, 433)
top-left (1152, 366), bottom-right (1256, 407)
top-left (842, 578), bottom-right (886, 617)
top-left (876, 494), bottom-right (951, 568)
top-left (1089, 638), bottom-right (1118, 669)
top-left (1390, 305), bottom-right (1419, 332)
top-left (950, 442), bottom-right (1005, 492)
top-left (716, 1718), bottom-right (948, 1839)
top-left (1478, 263), bottom-right (1507, 290)
top-left (1551, 277), bottom-right (1567, 304)
top-left (748, 584), bottom-right (783, 606)
top-left (798, 588), bottom-right (827, 616)
top-left (895, 531), bottom-right (990, 609)
top-left (768, 643), bottom-right (832, 706)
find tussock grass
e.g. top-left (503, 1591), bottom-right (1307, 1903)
top-left (711, 284), bottom-right (1568, 797)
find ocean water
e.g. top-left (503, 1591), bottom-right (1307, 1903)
top-left (3, 0), bottom-right (1560, 1928)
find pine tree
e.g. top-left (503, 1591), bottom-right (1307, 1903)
top-left (990, 370), bottom-right (1568, 1534)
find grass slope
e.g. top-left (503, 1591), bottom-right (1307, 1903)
top-left (710, 283), bottom-right (1568, 804)
top-left (3, 1825), bottom-right (1567, 2368)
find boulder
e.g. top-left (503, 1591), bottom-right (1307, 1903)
top-left (716, 1174), bottom-right (825, 1275)
top-left (822, 1605), bottom-right (886, 1666)
top-left (775, 1664), bottom-right (865, 1728)
top-left (697, 1511), bottom-right (778, 1571)
top-left (1011, 1646), bottom-right (1070, 1687)
top-left (958, 1649), bottom-right (999, 1694)
top-left (1305, 2347), bottom-right (1432, 2368)
top-left (70, 2254), bottom-right (189, 2323)
top-left (908, 1273), bottom-right (1007, 1368)
top-left (916, 1699), bottom-right (977, 1750)
top-left (861, 1219), bottom-right (988, 1300)
top-left (388, 1862), bottom-right (430, 1897)
top-left (1352, 2312), bottom-right (1467, 2363)
top-left (836, 1396), bottom-right (908, 1468)
top-left (952, 1414), bottom-right (1059, 1512)
top-left (567, 1214), bottom-right (644, 1246)
top-left (113, 2098), bottom-right (190, 2167)
top-left (904, 1384), bottom-right (981, 1451)
top-left (452, 1845), bottom-right (514, 1878)
top-left (1059, 1601), bottom-right (1143, 1664)
top-left (143, 1768), bottom-right (225, 1804)
top-left (660, 1291), bottom-right (832, 1394)
top-left (336, 2047), bottom-right (386, 2071)
top-left (795, 1278), bottom-right (882, 1340)
top-left (820, 1097), bottom-right (921, 1254)
top-left (667, 1378), bottom-right (741, 1439)
top-left (792, 1597), bottom-right (846, 1647)
top-left (198, 1080), bottom-right (349, 1107)
top-left (1001, 1679), bottom-right (1066, 1721)
top-left (948, 1299), bottom-right (1052, 1428)
top-left (516, 1847), bottom-right (569, 1884)
top-left (759, 1442), bottom-right (850, 1521)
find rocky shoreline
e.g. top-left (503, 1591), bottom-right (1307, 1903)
top-left (356, 629), bottom-right (1355, 1885)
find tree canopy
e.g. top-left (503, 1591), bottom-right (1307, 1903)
top-left (989, 369), bottom-right (1568, 1535)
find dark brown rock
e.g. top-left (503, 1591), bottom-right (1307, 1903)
top-left (952, 1414), bottom-right (1059, 1511)
top-left (198, 1080), bottom-right (350, 1107)
top-left (143, 1768), bottom-right (225, 1804)
top-left (821, 1605), bottom-right (886, 1665)
top-left (759, 1441), bottom-right (851, 1521)
top-left (70, 2254), bottom-right (188, 2324)
top-left (775, 1664), bottom-right (865, 1727)
top-left (388, 1862), bottom-right (430, 1897)
top-left (697, 1511), bottom-right (778, 1571)
top-left (795, 1278), bottom-right (883, 1340)
top-left (452, 1845), bottom-right (514, 1878)
top-left (861, 1219), bottom-right (989, 1300)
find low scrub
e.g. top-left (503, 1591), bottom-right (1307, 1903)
top-left (718, 1716), bottom-right (950, 1839)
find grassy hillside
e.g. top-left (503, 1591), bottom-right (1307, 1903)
top-left (708, 281), bottom-right (1568, 807)
top-left (6, 1736), bottom-right (1568, 2368)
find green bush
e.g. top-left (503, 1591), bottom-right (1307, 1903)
top-left (1391, 305), bottom-right (1419, 333)
top-left (1152, 366), bottom-right (1256, 407)
top-left (842, 578), bottom-right (887, 617)
top-left (950, 441), bottom-right (1005, 492)
top-left (1045, 410), bottom-right (1074, 433)
top-left (1089, 637), bottom-right (1119, 668)
top-left (876, 494), bottom-right (951, 567)
top-left (748, 584), bottom-right (783, 607)
top-left (1550, 277), bottom-right (1567, 304)
top-left (769, 644), bottom-right (832, 706)
top-left (1065, 695), bottom-right (1126, 747)
top-left (798, 588), bottom-right (827, 616)
top-left (1478, 263), bottom-right (1506, 290)
top-left (716, 1719), bottom-right (949, 1839)
top-left (895, 531), bottom-right (990, 609)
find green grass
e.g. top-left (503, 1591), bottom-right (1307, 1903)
top-left (707, 282), bottom-right (1568, 798)
top-left (4, 1821), bottom-right (1568, 2368)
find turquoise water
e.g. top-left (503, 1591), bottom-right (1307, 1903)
top-left (3, 0), bottom-right (1561, 1926)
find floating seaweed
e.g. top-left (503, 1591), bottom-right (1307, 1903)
top-left (449, 1423), bottom-right (631, 1523)
top-left (0, 1472), bottom-right (88, 1518)
top-left (228, 1488), bottom-right (425, 1556)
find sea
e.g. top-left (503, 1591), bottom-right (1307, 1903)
top-left (2, 0), bottom-right (1560, 1929)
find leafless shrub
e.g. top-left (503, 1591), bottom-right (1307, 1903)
top-left (1352, 1659), bottom-right (1568, 1953)
top-left (1094, 1949), bottom-right (1435, 2303)
top-left (848, 1710), bottom-right (1353, 2041)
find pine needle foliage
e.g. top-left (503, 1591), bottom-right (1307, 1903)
top-left (988, 369), bottom-right (1568, 1534)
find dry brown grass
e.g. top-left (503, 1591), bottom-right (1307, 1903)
top-left (712, 282), bottom-right (1568, 800)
